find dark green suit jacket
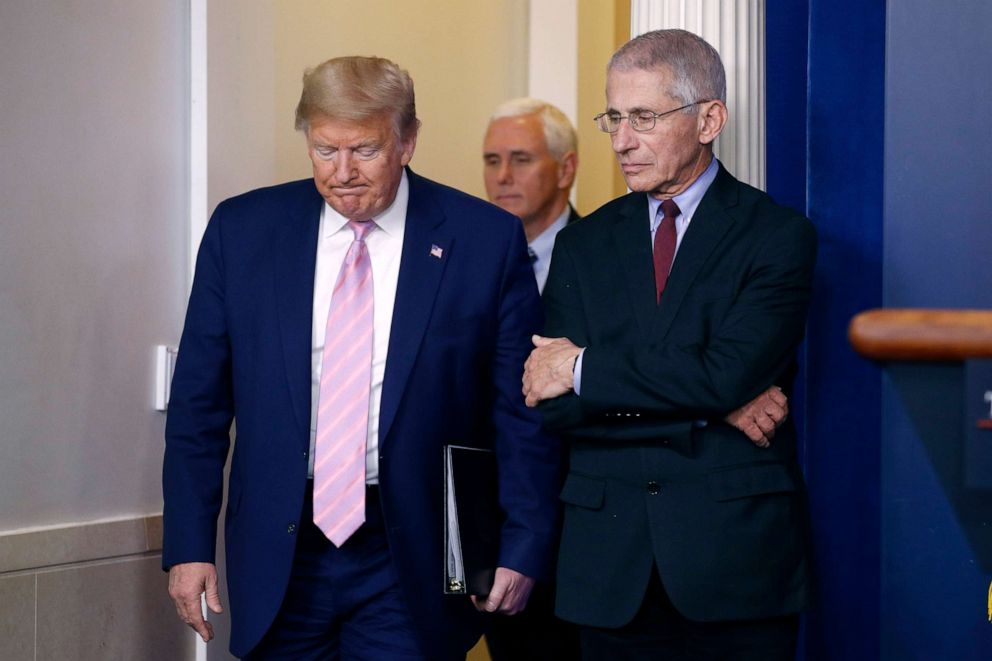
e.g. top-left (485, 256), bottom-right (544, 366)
top-left (541, 163), bottom-right (816, 627)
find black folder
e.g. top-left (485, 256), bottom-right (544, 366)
top-left (443, 445), bottom-right (504, 595)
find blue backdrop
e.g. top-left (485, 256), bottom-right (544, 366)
top-left (767, 0), bottom-right (992, 658)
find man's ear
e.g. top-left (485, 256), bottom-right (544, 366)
top-left (557, 151), bottom-right (578, 190)
top-left (698, 100), bottom-right (728, 146)
top-left (399, 125), bottom-right (420, 166)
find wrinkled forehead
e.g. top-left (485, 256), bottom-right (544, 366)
top-left (606, 66), bottom-right (676, 110)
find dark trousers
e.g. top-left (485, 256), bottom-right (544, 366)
top-left (245, 485), bottom-right (426, 661)
top-left (486, 582), bottom-right (580, 661)
top-left (579, 568), bottom-right (799, 661)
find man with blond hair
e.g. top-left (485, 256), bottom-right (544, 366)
top-left (164, 55), bottom-right (561, 660)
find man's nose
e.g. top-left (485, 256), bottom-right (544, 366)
top-left (497, 161), bottom-right (513, 184)
top-left (611, 121), bottom-right (637, 154)
top-left (333, 151), bottom-right (356, 182)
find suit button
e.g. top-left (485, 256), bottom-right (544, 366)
top-left (646, 481), bottom-right (661, 495)
top-left (287, 523), bottom-right (297, 534)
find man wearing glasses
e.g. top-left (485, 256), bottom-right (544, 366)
top-left (523, 29), bottom-right (816, 660)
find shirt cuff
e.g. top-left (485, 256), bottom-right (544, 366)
top-left (573, 348), bottom-right (585, 396)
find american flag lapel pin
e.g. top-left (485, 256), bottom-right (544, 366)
top-left (430, 244), bottom-right (443, 259)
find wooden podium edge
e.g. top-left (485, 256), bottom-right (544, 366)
top-left (848, 309), bottom-right (992, 361)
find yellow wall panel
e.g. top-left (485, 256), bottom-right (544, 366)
top-left (576, 0), bottom-right (631, 214)
top-left (272, 1), bottom-right (529, 199)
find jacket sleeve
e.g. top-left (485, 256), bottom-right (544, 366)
top-left (491, 220), bottom-right (563, 581)
top-left (535, 230), bottom-right (592, 432)
top-left (161, 203), bottom-right (234, 570)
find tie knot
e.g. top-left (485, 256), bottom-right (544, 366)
top-left (660, 199), bottom-right (680, 221)
top-left (348, 219), bottom-right (376, 242)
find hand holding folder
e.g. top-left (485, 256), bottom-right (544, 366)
top-left (444, 445), bottom-right (504, 596)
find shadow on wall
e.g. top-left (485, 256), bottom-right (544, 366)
top-left (888, 363), bottom-right (992, 567)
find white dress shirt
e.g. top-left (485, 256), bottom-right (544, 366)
top-left (308, 172), bottom-right (408, 482)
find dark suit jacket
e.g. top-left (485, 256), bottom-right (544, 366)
top-left (163, 169), bottom-right (562, 659)
top-left (566, 204), bottom-right (581, 227)
top-left (486, 204), bottom-right (582, 661)
top-left (540, 163), bottom-right (816, 627)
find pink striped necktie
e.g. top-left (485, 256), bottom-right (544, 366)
top-left (313, 219), bottom-right (376, 547)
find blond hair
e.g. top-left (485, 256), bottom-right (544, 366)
top-left (294, 55), bottom-right (420, 139)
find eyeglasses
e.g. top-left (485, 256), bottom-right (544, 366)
top-left (594, 102), bottom-right (703, 133)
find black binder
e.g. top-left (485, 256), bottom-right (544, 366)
top-left (443, 445), bottom-right (504, 595)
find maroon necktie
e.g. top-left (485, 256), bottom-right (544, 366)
top-left (653, 199), bottom-right (679, 303)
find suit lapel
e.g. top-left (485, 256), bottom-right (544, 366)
top-left (650, 165), bottom-right (739, 340)
top-left (611, 193), bottom-right (657, 336)
top-left (274, 183), bottom-right (323, 443)
top-left (378, 170), bottom-right (452, 447)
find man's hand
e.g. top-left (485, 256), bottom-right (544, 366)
top-left (522, 335), bottom-right (583, 407)
top-left (168, 562), bottom-right (223, 642)
top-left (470, 567), bottom-right (535, 615)
top-left (724, 386), bottom-right (788, 448)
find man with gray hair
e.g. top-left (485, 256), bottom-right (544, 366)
top-left (523, 29), bottom-right (816, 660)
top-left (483, 98), bottom-right (580, 294)
top-left (163, 55), bottom-right (561, 660)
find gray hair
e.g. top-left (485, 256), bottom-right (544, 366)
top-left (294, 55), bottom-right (420, 140)
top-left (609, 29), bottom-right (726, 112)
top-left (489, 97), bottom-right (577, 161)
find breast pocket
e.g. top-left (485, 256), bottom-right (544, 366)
top-left (673, 283), bottom-right (737, 345)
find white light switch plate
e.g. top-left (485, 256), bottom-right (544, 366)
top-left (154, 345), bottom-right (178, 411)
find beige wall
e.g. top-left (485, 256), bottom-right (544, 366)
top-left (576, 0), bottom-right (631, 215)
top-left (209, 2), bottom-right (529, 208)
top-left (1, 0), bottom-right (193, 657)
top-left (272, 1), bottom-right (528, 200)
top-left (208, 0), bottom-right (631, 214)
top-left (207, 0), bottom-right (278, 212)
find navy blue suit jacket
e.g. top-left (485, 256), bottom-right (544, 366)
top-left (163, 170), bottom-right (562, 658)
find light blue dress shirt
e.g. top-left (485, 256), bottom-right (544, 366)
top-left (529, 206), bottom-right (571, 294)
